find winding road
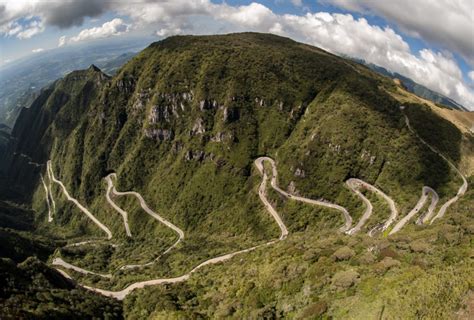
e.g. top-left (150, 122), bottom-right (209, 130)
top-left (55, 158), bottom-right (288, 300)
top-left (389, 186), bottom-right (438, 235)
top-left (47, 108), bottom-right (468, 300)
top-left (345, 179), bottom-right (373, 235)
top-left (47, 160), bottom-right (112, 239)
top-left (106, 173), bottom-right (184, 244)
top-left (52, 257), bottom-right (112, 279)
top-left (255, 157), bottom-right (352, 233)
top-left (402, 111), bottom-right (468, 225)
top-left (40, 175), bottom-right (53, 222)
top-left (105, 174), bottom-right (132, 237)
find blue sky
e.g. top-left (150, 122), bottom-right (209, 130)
top-left (0, 0), bottom-right (473, 109)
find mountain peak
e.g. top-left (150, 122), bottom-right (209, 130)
top-left (88, 64), bottom-right (101, 72)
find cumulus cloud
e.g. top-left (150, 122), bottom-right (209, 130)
top-left (0, 0), bottom-right (473, 109)
top-left (122, 1), bottom-right (473, 108)
top-left (70, 18), bottom-right (130, 43)
top-left (322, 0), bottom-right (474, 66)
top-left (31, 48), bottom-right (44, 53)
top-left (1, 18), bottom-right (44, 39)
top-left (280, 12), bottom-right (474, 109)
top-left (0, 0), bottom-right (110, 30)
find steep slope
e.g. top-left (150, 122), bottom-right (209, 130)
top-left (2, 33), bottom-right (472, 315)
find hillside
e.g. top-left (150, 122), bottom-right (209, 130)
top-left (0, 201), bottom-right (122, 319)
top-left (1, 33), bottom-right (473, 318)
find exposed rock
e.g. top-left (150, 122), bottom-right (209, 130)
top-left (148, 105), bottom-right (172, 124)
top-left (223, 107), bottom-right (239, 123)
top-left (144, 128), bottom-right (173, 141)
top-left (294, 167), bottom-right (306, 178)
top-left (132, 90), bottom-right (151, 111)
top-left (185, 149), bottom-right (206, 161)
top-left (329, 143), bottom-right (341, 153)
top-left (171, 141), bottom-right (184, 154)
top-left (199, 100), bottom-right (207, 111)
top-left (99, 112), bottom-right (106, 125)
top-left (288, 181), bottom-right (297, 194)
top-left (116, 78), bottom-right (135, 94)
top-left (182, 92), bottom-right (193, 101)
top-left (191, 118), bottom-right (206, 135)
top-left (278, 101), bottom-right (284, 111)
top-left (211, 132), bottom-right (226, 142)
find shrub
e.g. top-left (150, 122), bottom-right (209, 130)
top-left (331, 269), bottom-right (360, 290)
top-left (332, 246), bottom-right (355, 261)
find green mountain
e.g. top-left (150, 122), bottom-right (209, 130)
top-left (1, 33), bottom-right (473, 318)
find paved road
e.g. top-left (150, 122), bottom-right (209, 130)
top-left (402, 111), bottom-right (468, 224)
top-left (255, 157), bottom-right (352, 233)
top-left (105, 174), bottom-right (132, 237)
top-left (56, 159), bottom-right (288, 300)
top-left (345, 178), bottom-right (373, 235)
top-left (389, 186), bottom-right (438, 235)
top-left (108, 173), bottom-right (184, 242)
top-left (52, 257), bottom-right (112, 278)
top-left (254, 157), bottom-right (289, 239)
top-left (40, 175), bottom-right (53, 222)
top-left (50, 120), bottom-right (468, 299)
top-left (14, 152), bottom-right (43, 167)
top-left (356, 179), bottom-right (398, 235)
top-left (47, 160), bottom-right (112, 239)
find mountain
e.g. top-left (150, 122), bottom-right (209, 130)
top-left (352, 58), bottom-right (470, 111)
top-left (1, 33), bottom-right (473, 318)
top-left (0, 38), bottom-right (149, 127)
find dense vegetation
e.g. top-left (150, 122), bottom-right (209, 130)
top-left (0, 201), bottom-right (123, 319)
top-left (0, 33), bottom-right (472, 318)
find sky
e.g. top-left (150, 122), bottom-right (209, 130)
top-left (0, 0), bottom-right (473, 110)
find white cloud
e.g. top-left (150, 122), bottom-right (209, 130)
top-left (32, 48), bottom-right (44, 53)
top-left (0, 0), bottom-right (473, 109)
top-left (17, 20), bottom-right (44, 39)
top-left (468, 71), bottom-right (474, 82)
top-left (215, 2), bottom-right (278, 30)
top-left (58, 35), bottom-right (67, 47)
top-left (322, 0), bottom-right (474, 66)
top-left (278, 12), bottom-right (474, 109)
top-left (70, 18), bottom-right (130, 43)
top-left (1, 18), bottom-right (44, 39)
